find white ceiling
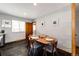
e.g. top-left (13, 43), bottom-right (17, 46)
top-left (0, 3), bottom-right (71, 19)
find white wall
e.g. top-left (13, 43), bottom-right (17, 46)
top-left (35, 6), bottom-right (72, 53)
top-left (0, 13), bottom-right (31, 43)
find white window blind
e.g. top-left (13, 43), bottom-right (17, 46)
top-left (12, 20), bottom-right (25, 32)
top-left (19, 21), bottom-right (25, 32)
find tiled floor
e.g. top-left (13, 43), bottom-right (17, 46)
top-left (0, 40), bottom-right (71, 56)
top-left (76, 47), bottom-right (79, 56)
top-left (0, 40), bottom-right (28, 56)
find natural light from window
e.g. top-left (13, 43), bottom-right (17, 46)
top-left (12, 20), bottom-right (25, 32)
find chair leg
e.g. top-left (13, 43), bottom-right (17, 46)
top-left (27, 47), bottom-right (31, 56)
top-left (55, 51), bottom-right (59, 56)
top-left (0, 53), bottom-right (1, 56)
top-left (52, 52), bottom-right (54, 56)
top-left (43, 45), bottom-right (48, 56)
top-left (53, 51), bottom-right (59, 56)
top-left (0, 49), bottom-right (1, 56)
top-left (27, 49), bottom-right (30, 56)
top-left (43, 48), bottom-right (47, 56)
top-left (43, 50), bottom-right (47, 56)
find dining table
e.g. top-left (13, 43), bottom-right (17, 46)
top-left (30, 35), bottom-right (58, 55)
top-left (30, 35), bottom-right (57, 45)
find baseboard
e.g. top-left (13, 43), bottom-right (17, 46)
top-left (0, 39), bottom-right (71, 56)
top-left (57, 48), bottom-right (71, 56)
top-left (76, 46), bottom-right (79, 48)
top-left (5, 39), bottom-right (26, 46)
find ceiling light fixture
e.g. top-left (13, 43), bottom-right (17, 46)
top-left (33, 3), bottom-right (37, 6)
top-left (24, 13), bottom-right (27, 16)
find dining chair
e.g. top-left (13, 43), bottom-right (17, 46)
top-left (27, 34), bottom-right (39, 56)
top-left (43, 42), bottom-right (54, 56)
top-left (0, 50), bottom-right (1, 56)
top-left (26, 33), bottom-right (33, 55)
top-left (43, 39), bottom-right (58, 56)
top-left (28, 34), bottom-right (44, 56)
top-left (52, 41), bottom-right (58, 55)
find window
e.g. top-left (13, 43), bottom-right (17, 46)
top-left (12, 20), bottom-right (25, 32)
top-left (19, 21), bottom-right (25, 32)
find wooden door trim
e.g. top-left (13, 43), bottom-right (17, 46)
top-left (72, 3), bottom-right (76, 56)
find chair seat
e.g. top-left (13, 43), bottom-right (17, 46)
top-left (29, 43), bottom-right (43, 56)
top-left (33, 43), bottom-right (42, 49)
top-left (43, 44), bottom-right (53, 53)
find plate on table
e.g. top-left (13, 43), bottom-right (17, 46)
top-left (46, 38), bottom-right (54, 42)
top-left (31, 36), bottom-right (39, 40)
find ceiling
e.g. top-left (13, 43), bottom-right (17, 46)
top-left (0, 3), bottom-right (71, 19)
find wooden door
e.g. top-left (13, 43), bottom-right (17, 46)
top-left (26, 22), bottom-right (33, 35)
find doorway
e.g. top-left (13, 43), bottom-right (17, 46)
top-left (25, 22), bottom-right (33, 35)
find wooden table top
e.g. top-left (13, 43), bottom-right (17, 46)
top-left (31, 35), bottom-right (56, 45)
top-left (36, 38), bottom-right (50, 45)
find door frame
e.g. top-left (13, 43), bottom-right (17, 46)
top-left (72, 3), bottom-right (76, 56)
